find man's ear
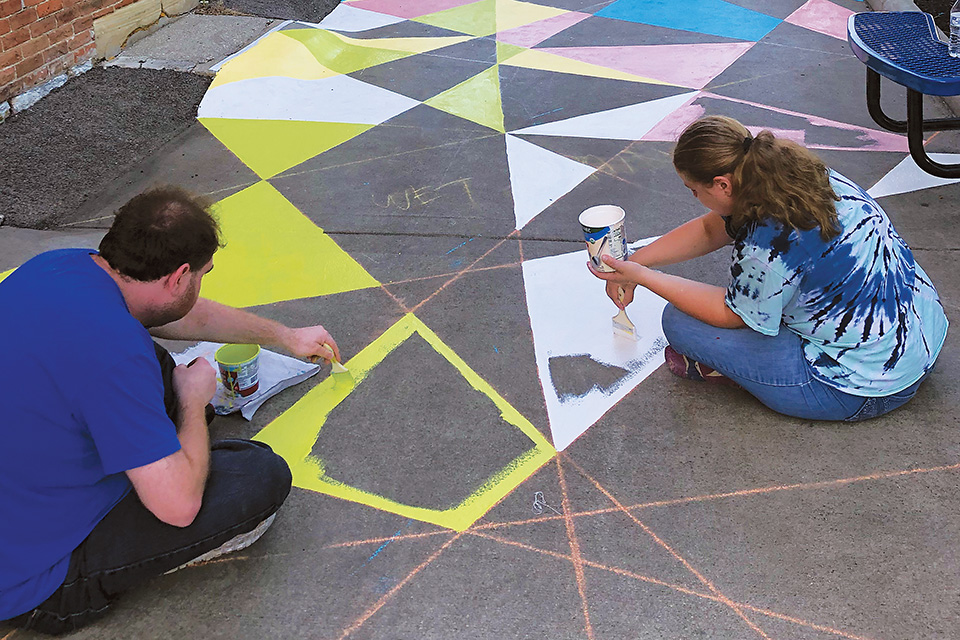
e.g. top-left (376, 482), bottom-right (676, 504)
top-left (162, 263), bottom-right (191, 293)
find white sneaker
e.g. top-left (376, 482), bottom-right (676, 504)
top-left (164, 513), bottom-right (276, 575)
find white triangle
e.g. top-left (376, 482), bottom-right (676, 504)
top-left (867, 153), bottom-right (960, 199)
top-left (522, 247), bottom-right (668, 451)
top-left (506, 134), bottom-right (596, 229)
top-left (511, 91), bottom-right (698, 139)
top-left (198, 75), bottom-right (420, 125)
top-left (315, 4), bottom-right (405, 31)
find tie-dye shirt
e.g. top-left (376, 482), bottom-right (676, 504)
top-left (724, 171), bottom-right (947, 397)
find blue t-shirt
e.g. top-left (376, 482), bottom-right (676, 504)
top-left (0, 249), bottom-right (181, 619)
top-left (725, 172), bottom-right (948, 396)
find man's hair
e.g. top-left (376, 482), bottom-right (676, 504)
top-left (99, 186), bottom-right (222, 281)
top-left (673, 115), bottom-right (840, 241)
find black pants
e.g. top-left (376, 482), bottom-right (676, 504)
top-left (3, 344), bottom-right (292, 635)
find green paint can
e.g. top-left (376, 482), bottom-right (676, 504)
top-left (215, 343), bottom-right (261, 398)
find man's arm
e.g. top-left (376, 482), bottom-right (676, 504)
top-left (150, 298), bottom-right (341, 362)
top-left (125, 359), bottom-right (215, 527)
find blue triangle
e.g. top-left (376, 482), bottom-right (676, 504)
top-left (596, 0), bottom-right (781, 42)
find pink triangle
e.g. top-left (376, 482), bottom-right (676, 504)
top-left (536, 43), bottom-right (755, 90)
top-left (785, 0), bottom-right (855, 41)
top-left (346, 0), bottom-right (477, 19)
top-left (642, 92), bottom-right (909, 153)
top-left (496, 11), bottom-right (590, 48)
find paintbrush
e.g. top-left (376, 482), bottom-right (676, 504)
top-left (612, 286), bottom-right (638, 340)
top-left (310, 344), bottom-right (351, 377)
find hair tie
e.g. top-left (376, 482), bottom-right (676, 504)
top-left (742, 135), bottom-right (753, 153)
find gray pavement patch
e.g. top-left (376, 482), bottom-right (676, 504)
top-left (548, 354), bottom-right (631, 402)
top-left (0, 68), bottom-right (210, 230)
top-left (117, 13), bottom-right (278, 74)
top-left (212, 0), bottom-right (341, 21)
top-left (311, 334), bottom-right (537, 511)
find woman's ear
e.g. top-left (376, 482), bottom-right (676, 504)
top-left (714, 175), bottom-right (734, 196)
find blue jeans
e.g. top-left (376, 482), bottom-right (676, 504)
top-left (662, 305), bottom-right (930, 421)
top-left (3, 345), bottom-right (292, 635)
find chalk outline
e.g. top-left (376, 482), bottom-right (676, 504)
top-left (253, 312), bottom-right (557, 532)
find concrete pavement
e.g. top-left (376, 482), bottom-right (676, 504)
top-left (3, 1), bottom-right (960, 639)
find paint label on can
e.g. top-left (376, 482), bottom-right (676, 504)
top-left (221, 359), bottom-right (260, 397)
top-left (579, 205), bottom-right (627, 272)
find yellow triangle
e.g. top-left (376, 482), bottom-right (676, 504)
top-left (200, 181), bottom-right (379, 308)
top-left (496, 41), bottom-right (526, 63)
top-left (344, 34), bottom-right (473, 54)
top-left (0, 268), bottom-right (13, 284)
top-left (415, 0), bottom-right (497, 37)
top-left (210, 32), bottom-right (339, 89)
top-left (496, 0), bottom-right (567, 32)
top-left (425, 65), bottom-right (504, 132)
top-left (199, 118), bottom-right (373, 180)
top-left (281, 29), bottom-right (469, 73)
top-left (502, 48), bottom-right (674, 85)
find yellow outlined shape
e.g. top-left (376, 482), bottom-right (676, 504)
top-left (254, 313), bottom-right (557, 531)
top-left (0, 268), bottom-right (14, 284)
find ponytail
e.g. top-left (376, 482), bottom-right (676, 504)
top-left (673, 116), bottom-right (840, 240)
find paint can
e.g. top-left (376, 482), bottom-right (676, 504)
top-left (215, 343), bottom-right (261, 398)
top-left (579, 205), bottom-right (627, 273)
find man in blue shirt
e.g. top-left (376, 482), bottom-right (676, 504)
top-left (0, 186), bottom-right (342, 634)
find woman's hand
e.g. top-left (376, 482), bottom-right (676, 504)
top-left (605, 281), bottom-right (636, 309)
top-left (588, 255), bottom-right (645, 308)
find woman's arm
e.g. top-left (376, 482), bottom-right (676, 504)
top-left (593, 256), bottom-right (745, 329)
top-left (631, 211), bottom-right (732, 267)
top-left (607, 211), bottom-right (732, 308)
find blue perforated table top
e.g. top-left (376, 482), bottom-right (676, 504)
top-left (848, 11), bottom-right (960, 96)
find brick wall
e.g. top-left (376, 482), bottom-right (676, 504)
top-left (0, 0), bottom-right (139, 104)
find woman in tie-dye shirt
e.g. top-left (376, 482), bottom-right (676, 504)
top-left (590, 116), bottom-right (947, 421)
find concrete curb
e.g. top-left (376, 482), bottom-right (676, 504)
top-left (865, 0), bottom-right (960, 116)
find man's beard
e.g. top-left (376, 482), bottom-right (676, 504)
top-left (142, 293), bottom-right (195, 328)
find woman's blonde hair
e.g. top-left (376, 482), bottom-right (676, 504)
top-left (672, 115), bottom-right (840, 240)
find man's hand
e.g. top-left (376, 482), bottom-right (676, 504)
top-left (172, 358), bottom-right (216, 413)
top-left (128, 357), bottom-right (214, 528)
top-left (284, 325), bottom-right (341, 363)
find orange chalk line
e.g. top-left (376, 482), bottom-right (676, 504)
top-left (624, 462), bottom-right (960, 512)
top-left (468, 529), bottom-right (708, 597)
top-left (556, 458), bottom-right (597, 640)
top-left (323, 528), bottom-right (453, 550)
top-left (408, 230), bottom-right (520, 314)
top-left (468, 530), bottom-right (874, 640)
top-left (564, 455), bottom-right (772, 640)
top-left (1, 630), bottom-right (18, 640)
top-left (378, 283), bottom-right (411, 314)
top-left (383, 261), bottom-right (520, 288)
top-left (321, 463), bottom-right (960, 551)
top-left (337, 531), bottom-right (464, 639)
